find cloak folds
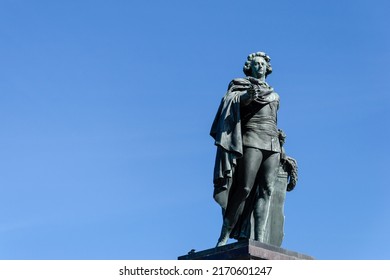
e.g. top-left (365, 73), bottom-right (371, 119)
top-left (210, 78), bottom-right (248, 209)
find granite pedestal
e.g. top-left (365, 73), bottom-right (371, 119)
top-left (178, 240), bottom-right (314, 260)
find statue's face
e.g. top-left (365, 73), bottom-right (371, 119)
top-left (250, 56), bottom-right (268, 79)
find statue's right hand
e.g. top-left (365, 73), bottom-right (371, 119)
top-left (256, 85), bottom-right (273, 97)
top-left (247, 85), bottom-right (259, 100)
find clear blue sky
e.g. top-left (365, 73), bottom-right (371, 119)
top-left (0, 0), bottom-right (389, 260)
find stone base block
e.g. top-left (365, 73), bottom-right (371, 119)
top-left (178, 240), bottom-right (314, 260)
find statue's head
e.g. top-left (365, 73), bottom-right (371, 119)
top-left (243, 52), bottom-right (272, 79)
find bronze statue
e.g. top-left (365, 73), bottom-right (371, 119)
top-left (210, 52), bottom-right (297, 247)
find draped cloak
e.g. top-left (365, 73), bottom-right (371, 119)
top-left (210, 77), bottom-right (279, 239)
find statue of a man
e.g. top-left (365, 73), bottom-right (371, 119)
top-left (210, 52), bottom-right (282, 246)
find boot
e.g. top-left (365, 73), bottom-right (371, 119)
top-left (216, 223), bottom-right (232, 247)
